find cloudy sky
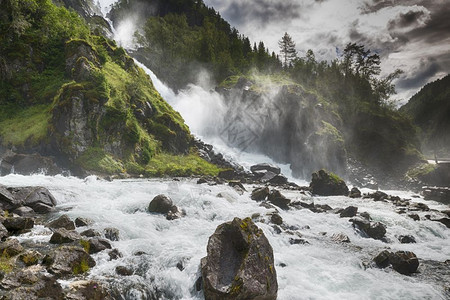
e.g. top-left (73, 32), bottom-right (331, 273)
top-left (203, 0), bottom-right (450, 104)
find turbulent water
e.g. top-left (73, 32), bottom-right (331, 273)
top-left (2, 1), bottom-right (446, 299)
top-left (1, 174), bottom-right (449, 299)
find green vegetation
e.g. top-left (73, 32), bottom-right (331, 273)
top-left (0, 251), bottom-right (14, 273)
top-left (0, 104), bottom-right (51, 147)
top-left (0, 0), bottom-right (224, 177)
top-left (77, 148), bottom-right (124, 174)
top-left (80, 240), bottom-right (90, 253)
top-left (406, 163), bottom-right (437, 180)
top-left (110, 0), bottom-right (281, 89)
top-left (142, 152), bottom-right (222, 177)
top-left (72, 257), bottom-right (90, 275)
top-left (400, 74), bottom-right (450, 157)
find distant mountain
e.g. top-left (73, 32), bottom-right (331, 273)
top-left (400, 74), bottom-right (450, 157)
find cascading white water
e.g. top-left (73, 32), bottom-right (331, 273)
top-left (2, 174), bottom-right (449, 299)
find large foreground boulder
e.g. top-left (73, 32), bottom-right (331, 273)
top-left (201, 217), bottom-right (277, 300)
top-left (310, 169), bottom-right (349, 196)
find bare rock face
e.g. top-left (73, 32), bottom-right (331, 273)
top-left (201, 217), bottom-right (278, 300)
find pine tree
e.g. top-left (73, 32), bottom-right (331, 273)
top-left (278, 32), bottom-right (297, 67)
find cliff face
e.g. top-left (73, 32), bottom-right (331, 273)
top-left (0, 0), bottom-right (219, 177)
top-left (218, 76), bottom-right (421, 185)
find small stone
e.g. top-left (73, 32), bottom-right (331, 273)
top-left (75, 217), bottom-right (92, 227)
top-left (349, 187), bottom-right (362, 198)
top-left (289, 238), bottom-right (309, 245)
top-left (268, 190), bottom-right (290, 209)
top-left (407, 213), bottom-right (420, 221)
top-left (331, 233), bottom-right (350, 243)
top-left (116, 266), bottom-right (133, 276)
top-left (108, 249), bottom-right (123, 260)
top-left (19, 250), bottom-right (42, 266)
top-left (0, 239), bottom-right (24, 257)
top-left (389, 251), bottom-right (419, 275)
top-left (340, 206), bottom-right (358, 218)
top-left (47, 215), bottom-right (75, 230)
top-left (251, 187), bottom-right (270, 201)
top-left (104, 227), bottom-right (120, 241)
top-left (49, 228), bottom-right (81, 244)
top-left (80, 228), bottom-right (101, 237)
top-left (399, 235), bottom-right (416, 244)
top-left (374, 250), bottom-right (391, 268)
top-left (270, 213), bottom-right (283, 225)
top-left (228, 180), bottom-right (246, 191)
top-left (11, 206), bottom-right (35, 217)
top-left (366, 222), bottom-right (387, 240)
top-left (148, 195), bottom-right (173, 214)
top-left (86, 237), bottom-right (112, 254)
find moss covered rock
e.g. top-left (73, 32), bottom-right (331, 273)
top-left (201, 217), bottom-right (278, 300)
top-left (310, 169), bottom-right (349, 196)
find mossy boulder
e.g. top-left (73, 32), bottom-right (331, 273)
top-left (201, 217), bottom-right (278, 300)
top-left (44, 246), bottom-right (95, 278)
top-left (310, 169), bottom-right (349, 196)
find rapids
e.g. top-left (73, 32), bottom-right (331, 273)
top-left (1, 174), bottom-right (449, 299)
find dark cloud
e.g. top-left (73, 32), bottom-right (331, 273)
top-left (397, 58), bottom-right (441, 90)
top-left (210, 0), bottom-right (304, 27)
top-left (387, 10), bottom-right (427, 30)
top-left (402, 5), bottom-right (450, 44)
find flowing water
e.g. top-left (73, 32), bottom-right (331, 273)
top-left (1, 174), bottom-right (449, 299)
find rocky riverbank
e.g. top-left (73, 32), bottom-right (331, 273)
top-left (0, 167), bottom-right (449, 299)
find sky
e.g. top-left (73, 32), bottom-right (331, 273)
top-left (203, 0), bottom-right (450, 104)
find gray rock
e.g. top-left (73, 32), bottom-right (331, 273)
top-left (86, 237), bottom-right (112, 254)
top-left (269, 174), bottom-right (288, 185)
top-left (331, 233), bottom-right (350, 243)
top-left (49, 228), bottom-right (81, 244)
top-left (389, 251), bottom-right (419, 275)
top-left (80, 228), bottom-right (100, 237)
top-left (202, 217), bottom-right (277, 300)
top-left (3, 217), bottom-right (34, 233)
top-left (7, 186), bottom-right (57, 213)
top-left (0, 185), bottom-right (20, 211)
top-left (0, 223), bottom-right (8, 240)
top-left (116, 266), bottom-right (133, 276)
top-left (267, 190), bottom-right (290, 210)
top-left (65, 280), bottom-right (111, 300)
top-left (374, 250), bottom-right (391, 268)
top-left (44, 246), bottom-right (95, 278)
top-left (108, 249), bottom-right (122, 261)
top-left (399, 235), bottom-right (416, 244)
top-left (18, 250), bottom-right (42, 266)
top-left (148, 195), bottom-right (174, 214)
top-left (250, 163), bottom-right (281, 175)
top-left (310, 169), bottom-right (349, 196)
top-left (11, 206), bottom-right (35, 217)
top-left (228, 181), bottom-right (246, 192)
top-left (47, 214), bottom-right (75, 230)
top-left (260, 171), bottom-right (277, 183)
top-left (0, 239), bottom-right (24, 257)
top-left (366, 222), bottom-right (387, 240)
top-left (340, 206), bottom-right (358, 218)
top-left (270, 213), bottom-right (283, 225)
top-left (349, 187), bottom-right (361, 198)
top-left (75, 217), bottom-right (92, 227)
top-left (104, 227), bottom-right (120, 241)
top-left (407, 213), bottom-right (420, 221)
top-left (251, 187), bottom-right (270, 201)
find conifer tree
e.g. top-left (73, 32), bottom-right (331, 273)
top-left (278, 32), bottom-right (297, 67)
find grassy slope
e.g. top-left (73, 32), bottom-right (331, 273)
top-left (0, 0), bottom-right (221, 176)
